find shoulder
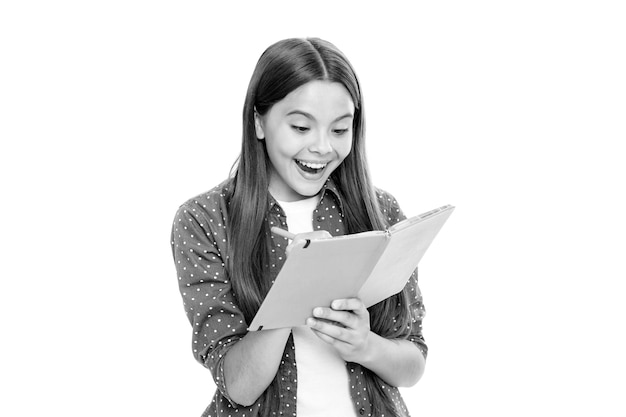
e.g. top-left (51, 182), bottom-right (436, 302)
top-left (171, 179), bottom-right (234, 254)
top-left (374, 187), bottom-right (406, 226)
top-left (177, 179), bottom-right (232, 213)
top-left (173, 179), bottom-right (233, 230)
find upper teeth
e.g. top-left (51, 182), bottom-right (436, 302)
top-left (298, 161), bottom-right (326, 169)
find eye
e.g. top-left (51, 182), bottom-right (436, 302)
top-left (291, 125), bottom-right (310, 133)
top-left (333, 128), bottom-right (349, 135)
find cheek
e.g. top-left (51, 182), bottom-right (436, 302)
top-left (335, 138), bottom-right (353, 160)
top-left (266, 132), bottom-right (294, 158)
top-left (272, 128), bottom-right (301, 156)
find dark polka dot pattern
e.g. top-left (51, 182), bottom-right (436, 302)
top-left (171, 179), bottom-right (427, 416)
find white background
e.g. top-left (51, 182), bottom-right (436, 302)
top-left (1, 1), bottom-right (625, 416)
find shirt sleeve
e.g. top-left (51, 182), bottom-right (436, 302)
top-left (170, 200), bottom-right (248, 407)
top-left (377, 190), bottom-right (428, 359)
top-left (403, 271), bottom-right (428, 358)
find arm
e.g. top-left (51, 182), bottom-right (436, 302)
top-left (223, 328), bottom-right (291, 406)
top-left (357, 328), bottom-right (426, 387)
top-left (172, 200), bottom-right (288, 408)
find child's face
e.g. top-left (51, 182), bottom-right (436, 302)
top-left (255, 80), bottom-right (355, 202)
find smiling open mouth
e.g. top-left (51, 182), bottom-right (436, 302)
top-left (295, 159), bottom-right (328, 174)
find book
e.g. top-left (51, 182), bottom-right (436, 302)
top-left (248, 204), bottom-right (455, 331)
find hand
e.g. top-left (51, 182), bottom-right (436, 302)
top-left (285, 230), bottom-right (332, 257)
top-left (306, 298), bottom-right (371, 363)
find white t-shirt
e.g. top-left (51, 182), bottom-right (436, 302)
top-left (277, 195), bottom-right (357, 417)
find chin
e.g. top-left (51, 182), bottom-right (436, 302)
top-left (294, 183), bottom-right (325, 198)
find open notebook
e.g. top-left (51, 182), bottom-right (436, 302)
top-left (248, 204), bottom-right (455, 331)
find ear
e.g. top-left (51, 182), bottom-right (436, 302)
top-left (253, 109), bottom-right (265, 140)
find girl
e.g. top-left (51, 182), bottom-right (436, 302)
top-left (171, 38), bottom-right (427, 417)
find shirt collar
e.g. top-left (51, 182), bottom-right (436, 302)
top-left (320, 178), bottom-right (345, 216)
top-left (267, 178), bottom-right (345, 217)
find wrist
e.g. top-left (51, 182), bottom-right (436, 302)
top-left (355, 330), bottom-right (384, 366)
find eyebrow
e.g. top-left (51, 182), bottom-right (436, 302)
top-left (286, 110), bottom-right (354, 122)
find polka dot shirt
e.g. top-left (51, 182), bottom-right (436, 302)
top-left (171, 179), bottom-right (427, 417)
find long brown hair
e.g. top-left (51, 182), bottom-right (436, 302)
top-left (226, 37), bottom-right (412, 416)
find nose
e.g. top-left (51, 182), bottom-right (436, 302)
top-left (309, 131), bottom-right (333, 155)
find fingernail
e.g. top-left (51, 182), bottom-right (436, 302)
top-left (307, 318), bottom-right (316, 327)
top-left (313, 307), bottom-right (323, 317)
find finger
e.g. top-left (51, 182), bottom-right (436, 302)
top-left (285, 238), bottom-right (307, 258)
top-left (312, 307), bottom-right (356, 329)
top-left (293, 230), bottom-right (333, 242)
top-left (290, 236), bottom-right (310, 250)
top-left (307, 317), bottom-right (349, 343)
top-left (331, 298), bottom-right (368, 317)
top-left (285, 231), bottom-right (333, 257)
top-left (292, 231), bottom-right (333, 249)
top-left (306, 230), bottom-right (333, 240)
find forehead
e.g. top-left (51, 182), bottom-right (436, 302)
top-left (272, 80), bottom-right (355, 119)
